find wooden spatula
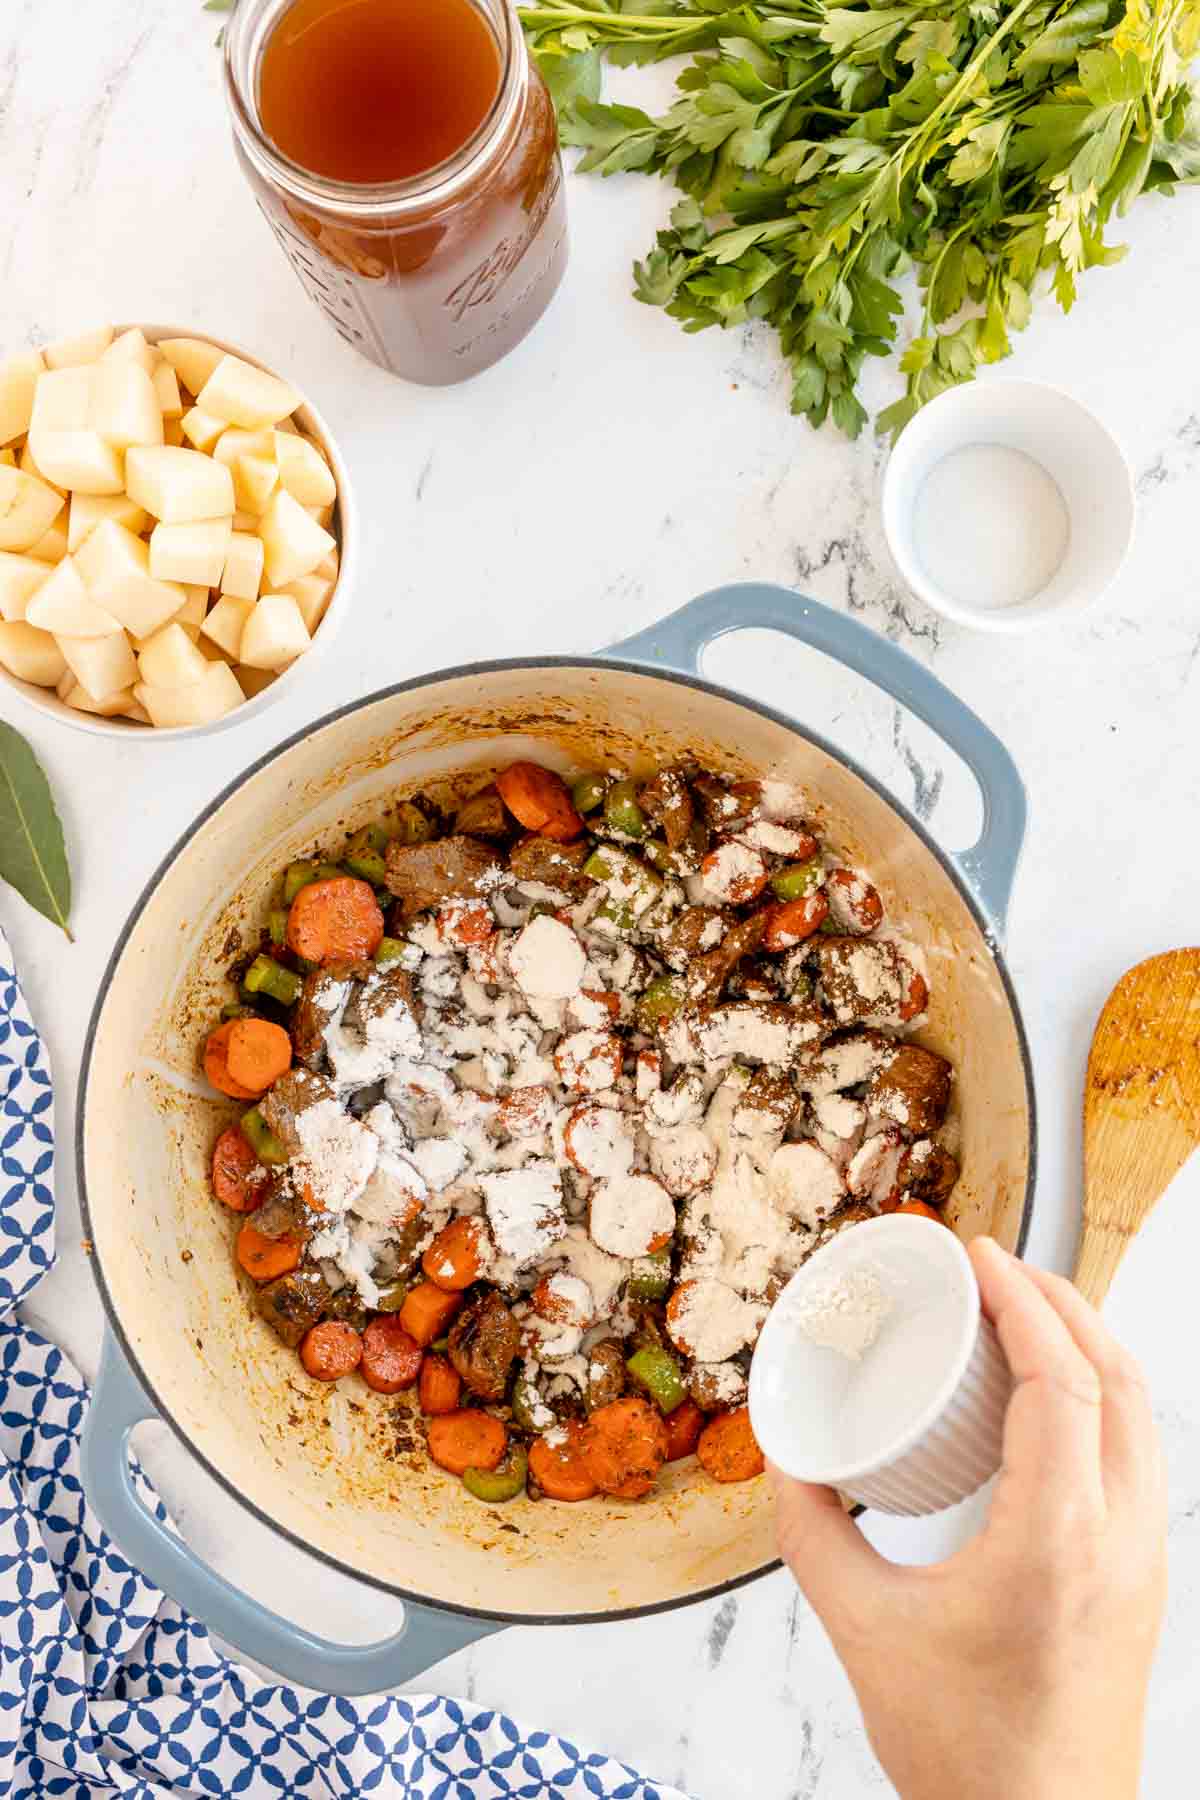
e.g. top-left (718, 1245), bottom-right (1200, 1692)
top-left (1075, 949), bottom-right (1200, 1305)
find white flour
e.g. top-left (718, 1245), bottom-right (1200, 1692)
top-left (794, 1268), bottom-right (891, 1361)
top-left (913, 443), bottom-right (1070, 611)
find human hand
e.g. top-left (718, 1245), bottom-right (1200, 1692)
top-left (771, 1239), bottom-right (1167, 1800)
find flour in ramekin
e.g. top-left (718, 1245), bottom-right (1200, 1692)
top-left (793, 1268), bottom-right (891, 1361)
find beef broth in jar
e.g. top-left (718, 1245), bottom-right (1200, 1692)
top-left (224, 0), bottom-right (568, 384)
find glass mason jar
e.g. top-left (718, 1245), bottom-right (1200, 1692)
top-left (223, 0), bottom-right (568, 385)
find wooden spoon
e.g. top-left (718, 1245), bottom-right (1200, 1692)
top-left (1075, 948), bottom-right (1200, 1305)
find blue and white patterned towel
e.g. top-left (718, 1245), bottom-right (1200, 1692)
top-left (0, 926), bottom-right (686, 1799)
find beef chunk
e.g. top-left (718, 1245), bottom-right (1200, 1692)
top-left (638, 766), bottom-right (695, 851)
top-left (692, 775), bottom-right (760, 832)
top-left (660, 905), bottom-right (725, 971)
top-left (665, 998), bottom-right (826, 1067)
top-left (257, 1268), bottom-right (330, 1348)
top-left (448, 1290), bottom-right (521, 1400)
top-left (689, 1361), bottom-right (748, 1412)
top-left (898, 1139), bottom-right (960, 1205)
top-left (585, 1339), bottom-right (626, 1412)
top-left (291, 962), bottom-right (370, 1068)
top-left (866, 1044), bottom-right (952, 1134)
top-left (454, 785), bottom-right (510, 840)
top-left (797, 1027), bottom-right (894, 1097)
top-left (254, 1177), bottom-right (310, 1241)
top-left (347, 962), bottom-right (419, 1033)
top-left (734, 1067), bottom-right (800, 1132)
top-left (259, 1067), bottom-right (337, 1154)
top-left (815, 935), bottom-right (914, 1028)
top-left (684, 911), bottom-right (767, 1005)
top-left (384, 834), bottom-right (503, 917)
top-left (507, 833), bottom-right (593, 895)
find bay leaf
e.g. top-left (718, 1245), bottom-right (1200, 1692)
top-left (0, 721), bottom-right (72, 939)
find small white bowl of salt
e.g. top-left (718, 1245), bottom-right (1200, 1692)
top-left (882, 378), bottom-right (1134, 631)
top-left (749, 1215), bottom-right (1011, 1515)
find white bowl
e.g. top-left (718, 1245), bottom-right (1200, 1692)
top-left (0, 323), bottom-right (356, 739)
top-left (749, 1215), bottom-right (1011, 1515)
top-left (882, 379), bottom-right (1134, 632)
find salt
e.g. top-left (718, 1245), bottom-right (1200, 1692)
top-left (912, 443), bottom-right (1069, 611)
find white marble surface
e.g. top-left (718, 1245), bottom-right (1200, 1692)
top-left (3, 3), bottom-right (1200, 1794)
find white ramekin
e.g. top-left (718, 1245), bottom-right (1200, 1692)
top-left (749, 1215), bottom-right (1011, 1516)
top-left (0, 322), bottom-right (355, 739)
top-left (881, 378), bottom-right (1134, 633)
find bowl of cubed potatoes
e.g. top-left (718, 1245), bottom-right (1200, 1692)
top-left (0, 322), bottom-right (353, 734)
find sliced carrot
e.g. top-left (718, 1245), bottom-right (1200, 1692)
top-left (286, 876), bottom-right (384, 966)
top-left (529, 1421), bottom-right (598, 1501)
top-left (496, 1085), bottom-right (552, 1136)
top-left (203, 1021), bottom-right (258, 1100)
top-left (360, 1317), bottom-right (423, 1393)
top-left (827, 867), bottom-right (884, 931)
top-left (427, 1409), bottom-right (507, 1477)
top-left (399, 1280), bottom-right (464, 1348)
top-left (664, 1280), bottom-right (698, 1356)
top-left (225, 1018), bottom-right (293, 1094)
top-left (422, 1218), bottom-right (485, 1293)
top-left (664, 1397), bottom-right (705, 1463)
top-left (700, 844), bottom-right (768, 904)
top-left (437, 898), bottom-right (495, 946)
top-left (580, 988), bottom-right (620, 1020)
top-left (582, 1397), bottom-right (668, 1499)
top-left (300, 1320), bottom-right (363, 1381)
top-left (211, 1126), bottom-right (268, 1213)
top-left (760, 889), bottom-right (829, 952)
top-left (899, 967), bottom-right (929, 1022)
top-left (418, 1352), bottom-right (462, 1416)
top-left (893, 1200), bottom-right (948, 1224)
top-left (495, 762), bottom-right (583, 842)
top-left (697, 1407), bottom-right (764, 1484)
top-left (235, 1221), bottom-right (302, 1283)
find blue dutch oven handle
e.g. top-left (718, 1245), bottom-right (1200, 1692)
top-left (80, 1333), bottom-right (503, 1695)
top-left (609, 583), bottom-right (1026, 934)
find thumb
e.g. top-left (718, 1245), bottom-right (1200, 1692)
top-left (769, 1463), bottom-right (891, 1630)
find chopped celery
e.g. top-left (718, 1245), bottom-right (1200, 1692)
top-left (626, 1248), bottom-right (672, 1302)
top-left (571, 772), bottom-right (608, 814)
top-left (511, 1374), bottom-right (547, 1433)
top-left (642, 839), bottom-right (675, 875)
top-left (375, 1281), bottom-right (408, 1313)
top-left (392, 801), bottom-right (436, 845)
top-left (240, 1106), bottom-right (288, 1166)
top-left (312, 861), bottom-right (345, 883)
top-left (220, 1001), bottom-right (255, 1023)
top-left (636, 975), bottom-right (684, 1032)
top-left (582, 846), bottom-right (661, 917)
top-left (283, 860), bottom-right (317, 904)
top-left (375, 937), bottom-right (406, 967)
top-left (463, 1443), bottom-right (527, 1503)
top-left (243, 955), bottom-right (302, 1006)
top-left (770, 860), bottom-right (823, 902)
top-left (592, 898), bottom-right (637, 934)
top-left (604, 778), bottom-right (646, 838)
top-left (267, 908), bottom-right (288, 947)
top-left (344, 826), bottom-right (388, 885)
top-left (626, 1346), bottom-right (686, 1414)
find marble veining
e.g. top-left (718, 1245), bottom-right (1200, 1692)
top-left (2, 5), bottom-right (1199, 1796)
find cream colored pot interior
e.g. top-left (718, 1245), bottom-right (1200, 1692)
top-left (83, 663), bottom-right (1032, 1619)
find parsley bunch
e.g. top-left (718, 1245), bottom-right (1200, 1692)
top-left (520, 0), bottom-right (1200, 434)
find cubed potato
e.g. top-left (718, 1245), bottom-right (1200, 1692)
top-left (281, 572), bottom-right (335, 634)
top-left (67, 492), bottom-right (150, 552)
top-left (0, 551), bottom-right (50, 621)
top-left (42, 325), bottom-right (114, 369)
top-left (197, 355), bottom-right (301, 430)
top-left (137, 620), bottom-right (209, 688)
top-left (235, 664), bottom-right (276, 699)
top-left (232, 453), bottom-right (278, 515)
top-left (134, 659), bottom-right (243, 727)
top-left (0, 467), bottom-right (65, 552)
top-left (275, 416), bottom-right (299, 436)
top-left (90, 362), bottom-right (163, 451)
top-left (30, 430), bottom-right (124, 495)
top-left (101, 328), bottom-right (156, 374)
top-left (0, 619), bottom-right (68, 686)
top-left (26, 555), bottom-right (121, 636)
top-left (30, 365), bottom-right (93, 434)
top-left (198, 635), bottom-right (236, 665)
top-left (19, 439), bottom-right (68, 498)
top-left (221, 529), bottom-right (264, 602)
top-left (212, 427), bottom-right (274, 468)
top-left (156, 337), bottom-right (224, 397)
top-left (201, 593), bottom-right (253, 659)
top-left (152, 361), bottom-right (184, 420)
top-left (125, 446), bottom-right (234, 523)
top-left (63, 681), bottom-right (137, 717)
top-left (148, 516), bottom-right (232, 586)
top-left (316, 548), bottom-right (339, 582)
top-left (0, 350), bottom-right (44, 446)
top-left (181, 407), bottom-right (224, 453)
top-left (29, 519), bottom-right (69, 565)
top-left (57, 627), bottom-right (137, 700)
top-left (231, 509), bottom-right (258, 532)
top-left (258, 488), bottom-right (335, 588)
top-left (163, 419), bottom-right (185, 446)
top-left (176, 585), bottom-right (210, 628)
top-left (121, 700), bottom-right (151, 723)
top-left (75, 518), bottom-right (185, 638)
top-left (304, 502), bottom-right (335, 530)
top-left (239, 592), bottom-right (311, 670)
top-left (274, 431), bottom-right (336, 507)
top-left (0, 449), bottom-right (14, 467)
